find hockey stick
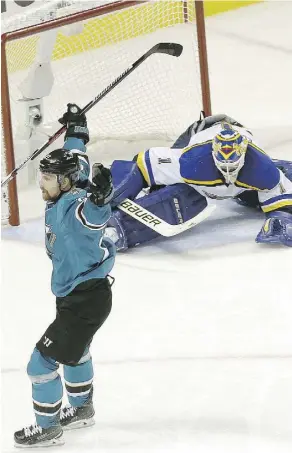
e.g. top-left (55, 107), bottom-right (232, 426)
top-left (1, 43), bottom-right (183, 188)
top-left (118, 198), bottom-right (216, 237)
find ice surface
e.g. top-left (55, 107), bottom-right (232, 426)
top-left (1, 2), bottom-right (292, 452)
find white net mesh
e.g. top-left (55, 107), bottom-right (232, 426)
top-left (2, 0), bottom-right (205, 224)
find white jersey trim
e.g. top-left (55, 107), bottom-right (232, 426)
top-left (75, 199), bottom-right (108, 230)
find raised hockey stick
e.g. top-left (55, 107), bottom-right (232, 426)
top-left (1, 43), bottom-right (183, 188)
top-left (118, 198), bottom-right (216, 237)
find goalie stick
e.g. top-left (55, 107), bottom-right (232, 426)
top-left (117, 198), bottom-right (216, 237)
top-left (2, 42), bottom-right (183, 188)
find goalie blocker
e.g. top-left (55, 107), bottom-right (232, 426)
top-left (107, 161), bottom-right (208, 250)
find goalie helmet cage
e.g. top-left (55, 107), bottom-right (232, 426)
top-left (1, 0), bottom-right (211, 226)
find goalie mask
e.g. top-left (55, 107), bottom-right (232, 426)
top-left (39, 149), bottom-right (80, 201)
top-left (212, 125), bottom-right (248, 184)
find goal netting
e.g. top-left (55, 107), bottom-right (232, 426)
top-left (1, 0), bottom-right (211, 225)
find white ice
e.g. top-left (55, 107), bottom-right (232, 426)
top-left (1, 2), bottom-right (292, 452)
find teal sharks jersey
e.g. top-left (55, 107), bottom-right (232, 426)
top-left (44, 137), bottom-right (115, 297)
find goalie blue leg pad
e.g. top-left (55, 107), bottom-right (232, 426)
top-left (108, 184), bottom-right (207, 248)
top-left (110, 160), bottom-right (145, 207)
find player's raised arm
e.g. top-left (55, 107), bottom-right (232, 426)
top-left (59, 103), bottom-right (90, 185)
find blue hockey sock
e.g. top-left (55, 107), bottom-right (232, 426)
top-left (27, 348), bottom-right (63, 428)
top-left (63, 351), bottom-right (94, 407)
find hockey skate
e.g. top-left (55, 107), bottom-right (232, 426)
top-left (60, 399), bottom-right (95, 430)
top-left (14, 423), bottom-right (64, 448)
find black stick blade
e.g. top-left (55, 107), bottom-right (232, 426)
top-left (155, 43), bottom-right (183, 57)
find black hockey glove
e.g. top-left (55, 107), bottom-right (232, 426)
top-left (89, 164), bottom-right (113, 206)
top-left (58, 103), bottom-right (89, 144)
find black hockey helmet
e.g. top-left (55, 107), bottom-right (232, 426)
top-left (39, 149), bottom-right (80, 182)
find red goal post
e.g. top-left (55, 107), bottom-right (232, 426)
top-left (1, 0), bottom-right (211, 226)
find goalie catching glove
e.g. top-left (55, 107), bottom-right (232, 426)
top-left (256, 211), bottom-right (292, 247)
top-left (59, 103), bottom-right (89, 144)
top-left (89, 164), bottom-right (113, 206)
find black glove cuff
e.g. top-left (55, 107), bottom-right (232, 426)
top-left (65, 125), bottom-right (89, 144)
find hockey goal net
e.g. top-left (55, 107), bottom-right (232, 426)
top-left (1, 0), bottom-right (211, 226)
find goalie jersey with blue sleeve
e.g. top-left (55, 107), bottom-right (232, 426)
top-left (136, 124), bottom-right (292, 214)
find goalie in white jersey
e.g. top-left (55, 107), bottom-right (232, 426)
top-left (106, 113), bottom-right (292, 249)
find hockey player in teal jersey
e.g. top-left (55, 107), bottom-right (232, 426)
top-left (14, 104), bottom-right (116, 448)
top-left (106, 113), bottom-right (292, 249)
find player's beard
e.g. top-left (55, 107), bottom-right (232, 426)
top-left (41, 188), bottom-right (60, 201)
top-left (41, 189), bottom-right (50, 201)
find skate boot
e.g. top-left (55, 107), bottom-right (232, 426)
top-left (60, 389), bottom-right (95, 431)
top-left (14, 423), bottom-right (64, 448)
